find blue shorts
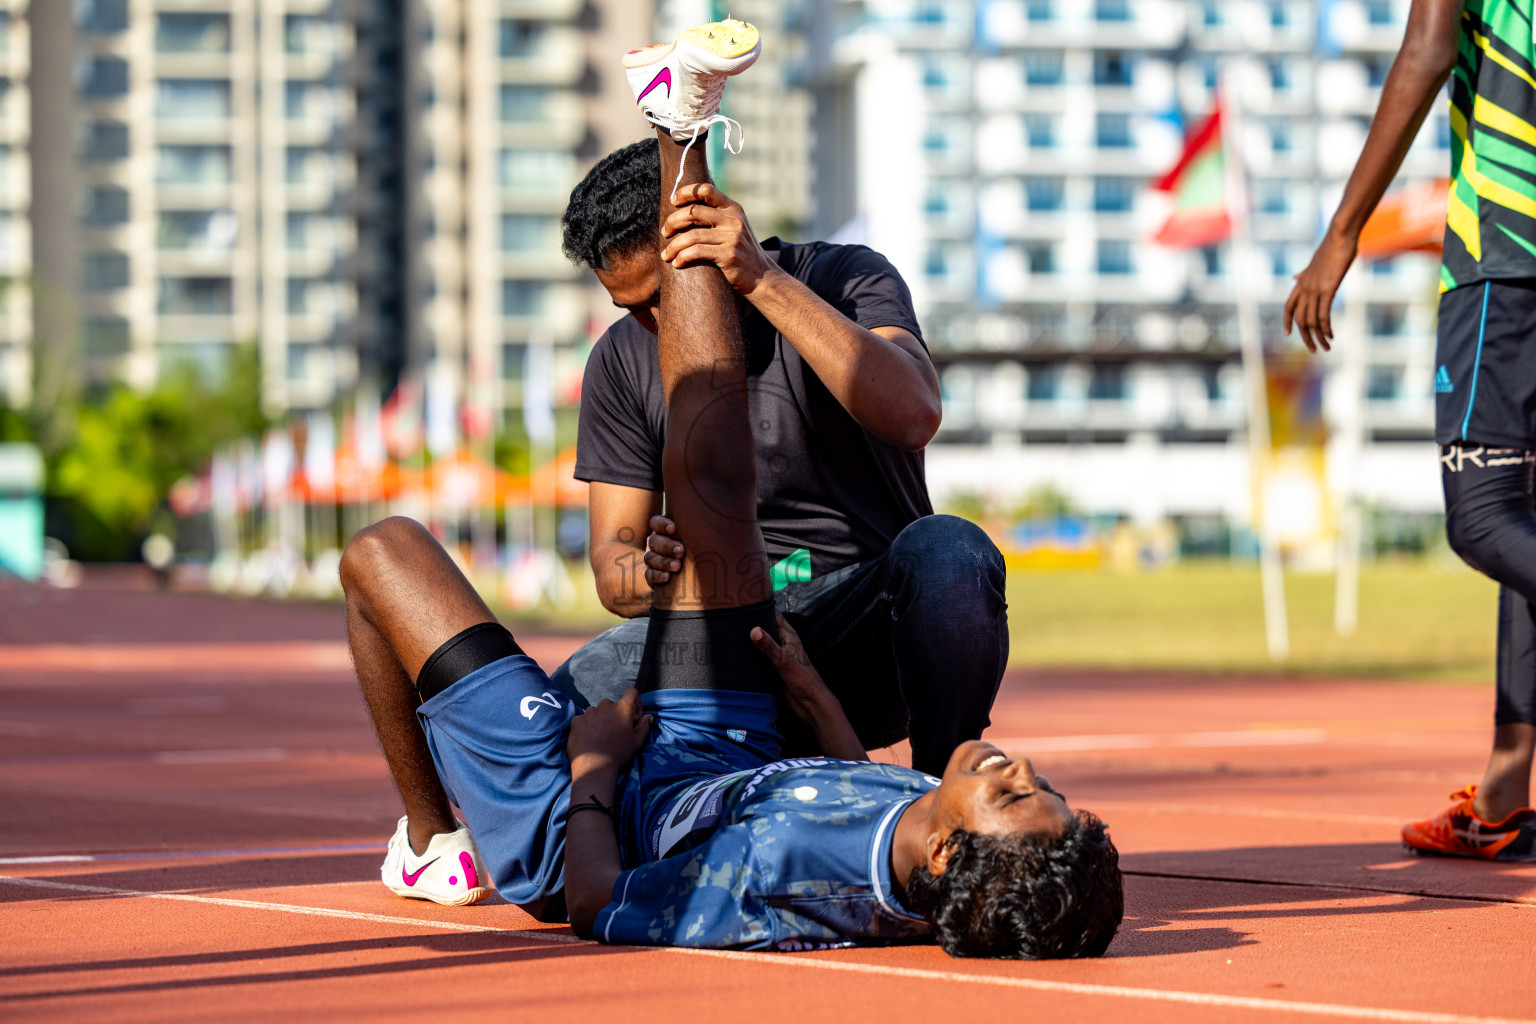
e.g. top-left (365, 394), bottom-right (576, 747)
top-left (418, 654), bottom-right (782, 904)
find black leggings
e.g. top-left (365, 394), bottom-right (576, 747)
top-left (1442, 443), bottom-right (1536, 725)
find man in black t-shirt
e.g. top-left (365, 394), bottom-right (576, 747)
top-left (552, 141), bottom-right (1007, 774)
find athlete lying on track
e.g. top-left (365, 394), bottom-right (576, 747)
top-left (340, 19), bottom-right (1121, 958)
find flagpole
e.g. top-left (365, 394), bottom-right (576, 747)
top-left (1334, 266), bottom-right (1368, 636)
top-left (1223, 66), bottom-right (1290, 661)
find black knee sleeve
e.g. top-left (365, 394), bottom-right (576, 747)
top-left (416, 622), bottom-right (525, 703)
top-left (635, 600), bottom-right (780, 695)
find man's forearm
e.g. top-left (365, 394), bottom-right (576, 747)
top-left (564, 763), bottom-right (625, 939)
top-left (744, 269), bottom-right (940, 452)
top-left (592, 540), bottom-right (652, 617)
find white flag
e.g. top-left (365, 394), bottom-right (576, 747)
top-left (426, 361), bottom-right (459, 457)
top-left (523, 337), bottom-right (555, 446)
top-left (305, 413), bottom-right (336, 493)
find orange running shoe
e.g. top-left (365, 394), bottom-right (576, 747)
top-left (1401, 785), bottom-right (1536, 861)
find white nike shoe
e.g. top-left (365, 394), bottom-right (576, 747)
top-left (623, 18), bottom-right (761, 146)
top-left (380, 815), bottom-right (492, 907)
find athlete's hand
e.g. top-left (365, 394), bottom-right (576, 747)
top-left (568, 688), bottom-right (652, 775)
top-left (661, 183), bottom-right (780, 297)
top-left (1284, 228), bottom-right (1357, 353)
top-left (644, 514), bottom-right (684, 588)
top-left (751, 614), bottom-right (832, 716)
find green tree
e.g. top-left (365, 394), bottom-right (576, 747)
top-left (50, 345), bottom-right (266, 559)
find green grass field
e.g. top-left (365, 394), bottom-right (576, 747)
top-left (503, 558), bottom-right (1501, 681)
top-left (1007, 560), bottom-right (1499, 680)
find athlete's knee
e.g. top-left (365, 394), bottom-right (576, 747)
top-left (340, 516), bottom-right (435, 594)
top-left (888, 515), bottom-right (1005, 591)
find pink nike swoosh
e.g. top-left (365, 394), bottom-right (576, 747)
top-left (401, 857), bottom-right (438, 886)
top-left (459, 852), bottom-right (479, 890)
top-left (638, 68), bottom-right (671, 103)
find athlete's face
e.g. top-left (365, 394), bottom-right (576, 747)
top-left (929, 739), bottom-right (1076, 842)
top-left (595, 250), bottom-right (662, 336)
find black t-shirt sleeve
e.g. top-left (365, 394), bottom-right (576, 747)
top-left (574, 329), bottom-right (664, 492)
top-left (810, 244), bottom-right (927, 348)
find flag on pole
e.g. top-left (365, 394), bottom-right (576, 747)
top-left (305, 412), bottom-right (336, 495)
top-left (382, 376), bottom-right (424, 459)
top-left (355, 389), bottom-right (385, 472)
top-left (425, 362), bottom-right (459, 458)
top-left (262, 428), bottom-right (294, 510)
top-left (1152, 106), bottom-right (1231, 249)
top-left (523, 338), bottom-right (556, 447)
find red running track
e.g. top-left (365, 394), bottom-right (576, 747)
top-left (1, 581), bottom-right (1533, 1023)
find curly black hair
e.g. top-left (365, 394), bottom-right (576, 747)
top-left (903, 811), bottom-right (1123, 959)
top-left (560, 140), bottom-right (662, 271)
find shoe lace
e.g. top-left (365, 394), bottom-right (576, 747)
top-left (668, 114), bottom-right (745, 204)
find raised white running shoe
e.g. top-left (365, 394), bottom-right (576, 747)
top-left (380, 815), bottom-right (491, 907)
top-left (623, 18), bottom-right (761, 145)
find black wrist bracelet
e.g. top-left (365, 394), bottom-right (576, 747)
top-left (569, 794), bottom-right (618, 825)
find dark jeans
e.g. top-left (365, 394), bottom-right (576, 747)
top-left (549, 514), bottom-right (1008, 775)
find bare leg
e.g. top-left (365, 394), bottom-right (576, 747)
top-left (339, 516), bottom-right (498, 854)
top-left (651, 127), bottom-right (770, 609)
top-left (1476, 723), bottom-right (1536, 821)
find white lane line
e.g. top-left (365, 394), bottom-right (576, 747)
top-left (152, 748), bottom-right (286, 765)
top-left (2, 874), bottom-right (1530, 1024)
top-left (987, 730), bottom-right (1328, 752)
top-left (0, 874), bottom-right (578, 943)
top-left (0, 856), bottom-right (95, 865)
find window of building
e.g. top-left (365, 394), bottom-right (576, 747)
top-left (1437, 115), bottom-right (1452, 149)
top-left (1367, 366), bottom-right (1400, 400)
top-left (1093, 52), bottom-right (1133, 86)
top-left (499, 19), bottom-right (545, 58)
top-left (1268, 244), bottom-right (1289, 278)
top-left (1371, 257), bottom-right (1398, 276)
top-left (158, 210), bottom-right (235, 250)
top-left (1257, 183), bottom-right (1289, 214)
top-left (1027, 365), bottom-right (1059, 400)
top-left (286, 82), bottom-right (332, 121)
top-left (1025, 178), bottom-right (1065, 211)
top-left (1090, 363), bottom-right (1126, 400)
top-left (1269, 59), bottom-right (1290, 91)
top-left (157, 79), bottom-right (231, 120)
top-left (502, 280), bottom-right (547, 317)
top-left (287, 213), bottom-right (310, 250)
top-left (1094, 0), bottom-right (1131, 21)
top-left (83, 121), bottom-right (129, 161)
top-left (158, 277), bottom-right (234, 315)
top-left (1269, 1), bottom-right (1289, 27)
top-left (1198, 58), bottom-right (1218, 89)
top-left (1201, 245), bottom-right (1224, 275)
top-left (499, 149), bottom-right (575, 190)
top-left (1096, 113), bottom-right (1133, 148)
top-left (924, 246), bottom-right (948, 278)
top-left (83, 57), bottom-right (130, 99)
top-left (156, 13), bottom-right (229, 52)
top-left (1201, 0), bottom-right (1221, 25)
top-left (286, 148), bottom-right (330, 186)
top-left (1025, 241), bottom-right (1055, 274)
top-left (1368, 304), bottom-right (1407, 336)
top-left (1024, 113), bottom-right (1055, 147)
top-left (1097, 239), bottom-right (1133, 274)
top-left (84, 186), bottom-right (130, 226)
top-left (287, 278), bottom-right (314, 315)
top-left (83, 251), bottom-right (130, 292)
top-left (84, 316), bottom-right (130, 355)
top-left (1026, 0), bottom-right (1054, 22)
top-left (158, 145), bottom-right (232, 185)
top-left (923, 127), bottom-right (951, 155)
top-left (1023, 52), bottom-right (1064, 86)
top-left (500, 213), bottom-right (555, 252)
top-left (80, 0), bottom-right (129, 35)
top-left (922, 61), bottom-right (947, 89)
top-left (1270, 123), bottom-right (1292, 154)
top-left (1366, 1), bottom-right (1395, 26)
top-left (914, 2), bottom-right (949, 25)
top-left (1094, 177), bottom-right (1136, 212)
top-left (1366, 57), bottom-right (1392, 87)
top-left (500, 85), bottom-right (550, 123)
top-left (284, 15), bottom-right (327, 55)
top-left (924, 189), bottom-right (948, 216)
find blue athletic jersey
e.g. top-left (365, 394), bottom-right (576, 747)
top-left (599, 753), bottom-right (939, 951)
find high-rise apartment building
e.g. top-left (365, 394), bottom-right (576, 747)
top-left (0, 0), bottom-right (28, 411)
top-left (809, 0), bottom-right (1446, 529)
top-left (28, 0), bottom-right (359, 414)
